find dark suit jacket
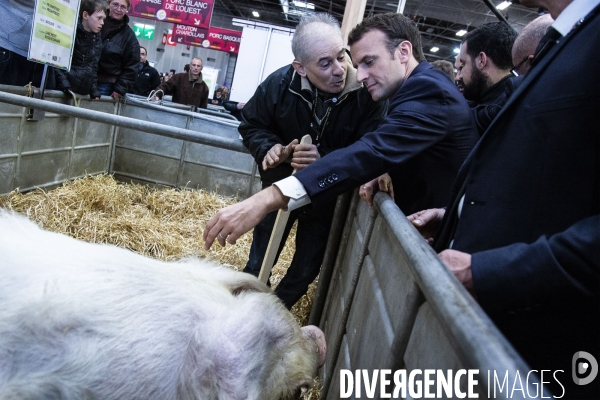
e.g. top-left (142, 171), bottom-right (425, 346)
top-left (435, 7), bottom-right (600, 398)
top-left (294, 61), bottom-right (478, 215)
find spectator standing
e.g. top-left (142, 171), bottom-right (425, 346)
top-left (0, 0), bottom-right (56, 88)
top-left (55, 0), bottom-right (106, 99)
top-left (97, 0), bottom-right (139, 99)
top-left (130, 46), bottom-right (160, 97)
top-left (211, 87), bottom-right (224, 105)
top-left (221, 86), bottom-right (230, 101)
top-left (511, 14), bottom-right (554, 76)
top-left (455, 22), bottom-right (517, 106)
top-left (431, 60), bottom-right (456, 82)
top-left (154, 57), bottom-right (209, 109)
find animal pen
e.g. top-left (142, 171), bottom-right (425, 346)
top-left (0, 86), bottom-right (538, 399)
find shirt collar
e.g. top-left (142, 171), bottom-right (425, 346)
top-left (552, 0), bottom-right (600, 36)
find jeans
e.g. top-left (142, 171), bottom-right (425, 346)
top-left (97, 82), bottom-right (114, 96)
top-left (243, 201), bottom-right (336, 309)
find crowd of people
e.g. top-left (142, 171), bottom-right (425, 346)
top-left (0, 0), bottom-right (225, 111)
top-left (204, 3), bottom-right (599, 399)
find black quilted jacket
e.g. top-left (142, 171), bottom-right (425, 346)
top-left (55, 20), bottom-right (102, 98)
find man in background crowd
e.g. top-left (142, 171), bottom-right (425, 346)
top-left (511, 14), bottom-right (554, 76)
top-left (154, 57), bottom-right (209, 109)
top-left (0, 0), bottom-right (56, 88)
top-left (455, 22), bottom-right (517, 106)
top-left (130, 46), bottom-right (160, 97)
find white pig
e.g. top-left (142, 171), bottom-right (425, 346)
top-left (0, 211), bottom-right (326, 400)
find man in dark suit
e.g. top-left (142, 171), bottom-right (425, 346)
top-left (203, 13), bottom-right (477, 245)
top-left (408, 0), bottom-right (599, 397)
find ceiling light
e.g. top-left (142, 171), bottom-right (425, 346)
top-left (455, 29), bottom-right (467, 37)
top-left (252, 11), bottom-right (260, 17)
top-left (496, 1), bottom-right (511, 10)
top-left (430, 47), bottom-right (439, 53)
top-left (453, 48), bottom-right (460, 54)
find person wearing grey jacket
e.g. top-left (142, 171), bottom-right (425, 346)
top-left (0, 0), bottom-right (56, 88)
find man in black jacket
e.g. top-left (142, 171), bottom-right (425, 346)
top-left (130, 46), bottom-right (160, 97)
top-left (238, 13), bottom-right (387, 309)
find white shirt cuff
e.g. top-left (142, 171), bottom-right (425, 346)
top-left (273, 176), bottom-right (311, 211)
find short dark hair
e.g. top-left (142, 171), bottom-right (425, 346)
top-left (347, 12), bottom-right (425, 62)
top-left (80, 0), bottom-right (106, 18)
top-left (462, 22), bottom-right (517, 70)
top-left (140, 46), bottom-right (147, 54)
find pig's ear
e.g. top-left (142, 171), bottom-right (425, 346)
top-left (228, 276), bottom-right (271, 296)
top-left (209, 267), bottom-right (271, 295)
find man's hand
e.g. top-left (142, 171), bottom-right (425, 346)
top-left (262, 139), bottom-right (298, 170)
top-left (406, 208), bottom-right (445, 244)
top-left (290, 142), bottom-right (320, 170)
top-left (359, 173), bottom-right (394, 206)
top-left (111, 91), bottom-right (122, 100)
top-left (203, 186), bottom-right (289, 249)
top-left (438, 249), bottom-right (474, 296)
top-left (236, 102), bottom-right (245, 110)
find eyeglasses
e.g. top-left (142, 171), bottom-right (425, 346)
top-left (510, 56), bottom-right (530, 76)
top-left (110, 3), bottom-right (128, 11)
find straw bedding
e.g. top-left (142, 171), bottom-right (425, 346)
top-left (0, 174), bottom-right (322, 399)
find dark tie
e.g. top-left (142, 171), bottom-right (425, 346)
top-left (530, 26), bottom-right (562, 68)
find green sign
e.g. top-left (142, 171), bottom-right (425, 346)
top-left (143, 26), bottom-right (155, 40)
top-left (134, 23), bottom-right (155, 41)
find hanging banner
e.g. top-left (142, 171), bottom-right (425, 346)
top-left (206, 27), bottom-right (242, 53)
top-left (28, 0), bottom-right (80, 70)
top-left (172, 24), bottom-right (207, 47)
top-left (129, 0), bottom-right (214, 30)
top-left (172, 25), bottom-right (241, 53)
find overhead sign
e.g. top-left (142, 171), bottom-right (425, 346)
top-left (172, 25), bottom-right (241, 53)
top-left (29, 0), bottom-right (80, 70)
top-left (206, 27), bottom-right (242, 53)
top-left (133, 23), bottom-right (156, 40)
top-left (129, 0), bottom-right (214, 30)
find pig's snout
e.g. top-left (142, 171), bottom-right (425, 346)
top-left (301, 325), bottom-right (326, 367)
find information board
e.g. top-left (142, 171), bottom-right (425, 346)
top-left (29, 0), bottom-right (79, 70)
top-left (129, 0), bottom-right (214, 30)
top-left (172, 25), bottom-right (241, 53)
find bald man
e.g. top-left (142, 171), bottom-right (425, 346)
top-left (154, 57), bottom-right (209, 108)
top-left (511, 14), bottom-right (554, 76)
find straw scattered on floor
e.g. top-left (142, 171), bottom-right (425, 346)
top-left (0, 174), bottom-right (322, 398)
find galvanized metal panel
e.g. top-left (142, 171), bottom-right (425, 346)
top-left (116, 129), bottom-right (184, 159)
top-left (404, 302), bottom-right (466, 399)
top-left (367, 213), bottom-right (423, 368)
top-left (20, 114), bottom-right (75, 153)
top-left (0, 158), bottom-right (17, 194)
top-left (346, 255), bottom-right (395, 371)
top-left (326, 335), bottom-right (352, 400)
top-left (112, 147), bottom-right (180, 186)
top-left (120, 103), bottom-right (190, 129)
top-left (188, 117), bottom-right (241, 139)
top-left (71, 147), bottom-right (111, 177)
top-left (74, 100), bottom-right (114, 147)
top-left (0, 118), bottom-right (20, 154)
top-left (184, 141), bottom-right (253, 173)
top-left (319, 273), bottom-right (347, 385)
top-left (181, 161), bottom-right (256, 199)
top-left (18, 150), bottom-right (70, 190)
top-left (338, 217), bottom-right (366, 301)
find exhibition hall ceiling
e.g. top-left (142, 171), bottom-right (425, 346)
top-left (213, 0), bottom-right (544, 60)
